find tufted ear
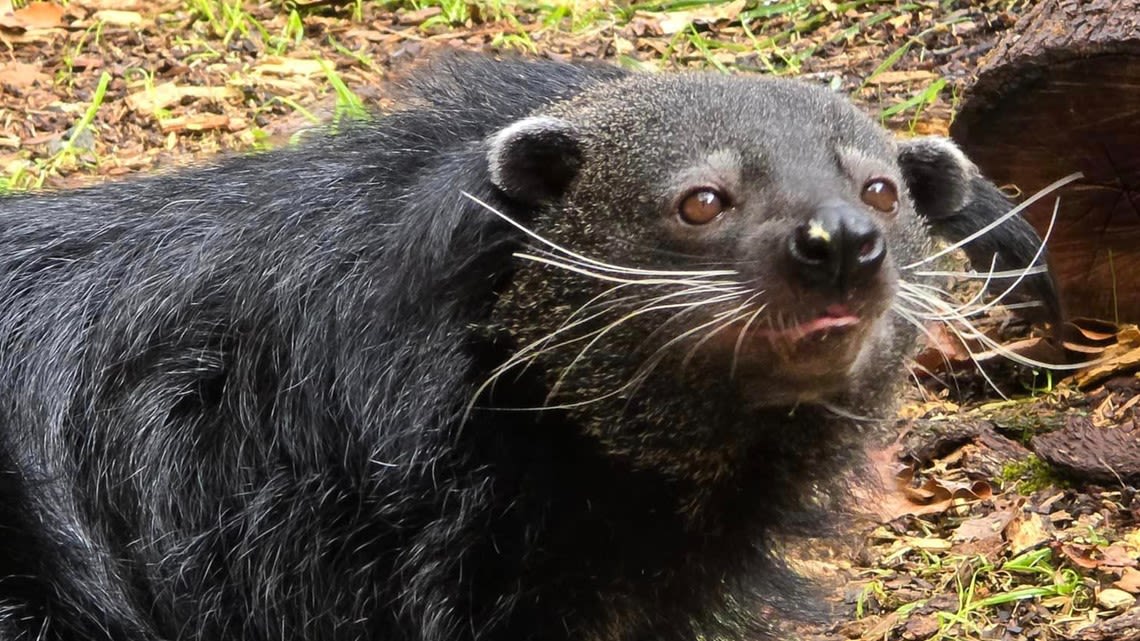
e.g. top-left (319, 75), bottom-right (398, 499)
top-left (897, 136), bottom-right (975, 219)
top-left (898, 136), bottom-right (1064, 325)
top-left (486, 116), bottom-right (583, 205)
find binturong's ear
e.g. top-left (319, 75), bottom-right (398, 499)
top-left (486, 116), bottom-right (583, 205)
top-left (898, 136), bottom-right (1064, 326)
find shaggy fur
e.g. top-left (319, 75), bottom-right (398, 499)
top-left (0, 52), bottom-right (1055, 641)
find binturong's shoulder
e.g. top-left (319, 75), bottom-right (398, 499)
top-left (383, 50), bottom-right (631, 131)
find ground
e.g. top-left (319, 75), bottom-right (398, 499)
top-left (2, 1), bottom-right (1140, 640)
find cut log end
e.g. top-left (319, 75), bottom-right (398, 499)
top-left (951, 0), bottom-right (1140, 322)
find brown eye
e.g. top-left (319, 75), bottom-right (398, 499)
top-left (861, 178), bottom-right (899, 214)
top-left (679, 189), bottom-right (727, 225)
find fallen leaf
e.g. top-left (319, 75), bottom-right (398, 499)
top-left (126, 82), bottom-right (240, 113)
top-left (1005, 512), bottom-right (1051, 555)
top-left (953, 509), bottom-right (1016, 543)
top-left (1097, 587), bottom-right (1136, 610)
top-left (159, 114), bottom-right (232, 134)
top-left (1116, 567), bottom-right (1140, 593)
top-left (1075, 346), bottom-right (1140, 388)
top-left (649, 0), bottom-right (745, 35)
top-left (253, 57), bottom-right (326, 77)
top-left (0, 1), bottom-right (63, 29)
top-left (91, 9), bottom-right (143, 26)
top-left (865, 70), bottom-right (938, 85)
top-left (0, 61), bottom-right (48, 89)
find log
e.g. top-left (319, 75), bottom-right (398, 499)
top-left (950, 0), bottom-right (1140, 323)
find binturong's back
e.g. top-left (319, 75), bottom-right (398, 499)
top-left (0, 51), bottom-right (1059, 641)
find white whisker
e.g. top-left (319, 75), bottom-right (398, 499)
top-left (731, 303), bottom-right (768, 379)
top-left (680, 294), bottom-right (763, 370)
top-left (892, 302), bottom-right (1009, 399)
top-left (899, 194), bottom-right (1061, 323)
top-left (462, 191), bottom-right (738, 278)
top-left (515, 252), bottom-right (744, 289)
top-left (903, 171), bottom-right (1082, 269)
top-left (897, 289), bottom-right (1100, 372)
top-left (912, 265), bottom-right (1049, 279)
top-left (547, 290), bottom-right (745, 402)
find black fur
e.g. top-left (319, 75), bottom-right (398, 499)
top-left (898, 137), bottom-right (1063, 324)
top-left (0, 52), bottom-right (1056, 641)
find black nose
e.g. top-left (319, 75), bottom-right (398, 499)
top-left (786, 202), bottom-right (885, 293)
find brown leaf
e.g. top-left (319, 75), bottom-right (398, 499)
top-left (648, 0), bottom-right (746, 35)
top-left (864, 70), bottom-right (938, 85)
top-left (1059, 543), bottom-right (1102, 570)
top-left (1115, 567), bottom-right (1140, 594)
top-left (901, 613), bottom-right (940, 641)
top-left (953, 508), bottom-right (1016, 543)
top-left (1063, 318), bottom-right (1120, 344)
top-left (0, 61), bottom-right (48, 89)
top-left (1005, 511), bottom-right (1052, 555)
top-left (1074, 346), bottom-right (1140, 389)
top-left (126, 82), bottom-right (240, 113)
top-left (0, 1), bottom-right (63, 29)
top-left (159, 115), bottom-right (232, 134)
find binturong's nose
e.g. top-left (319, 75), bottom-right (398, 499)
top-left (786, 201), bottom-right (886, 295)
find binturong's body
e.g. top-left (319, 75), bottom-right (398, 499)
top-left (0, 53), bottom-right (1057, 641)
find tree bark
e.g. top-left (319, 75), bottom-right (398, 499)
top-left (951, 0), bottom-right (1140, 322)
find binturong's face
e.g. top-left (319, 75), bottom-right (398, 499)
top-left (483, 72), bottom-right (949, 425)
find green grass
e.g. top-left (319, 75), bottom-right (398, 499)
top-left (317, 57), bottom-right (369, 124)
top-left (57, 20), bottom-right (106, 88)
top-left (4, 71), bottom-right (112, 191)
top-left (931, 550), bottom-right (1085, 640)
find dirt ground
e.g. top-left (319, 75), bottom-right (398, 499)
top-left (3, 1), bottom-right (1140, 640)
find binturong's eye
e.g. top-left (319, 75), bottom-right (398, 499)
top-left (861, 178), bottom-right (899, 215)
top-left (678, 188), bottom-right (728, 225)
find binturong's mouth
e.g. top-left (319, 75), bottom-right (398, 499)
top-left (701, 298), bottom-right (890, 405)
top-left (749, 304), bottom-right (861, 343)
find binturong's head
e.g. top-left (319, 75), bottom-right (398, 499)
top-left (479, 71), bottom-right (1053, 458)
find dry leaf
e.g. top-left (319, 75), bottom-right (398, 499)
top-left (1115, 567), bottom-right (1140, 593)
top-left (1004, 512), bottom-right (1051, 555)
top-left (92, 9), bottom-right (143, 26)
top-left (1097, 587), bottom-right (1136, 610)
top-left (0, 1), bottom-right (63, 29)
top-left (650, 0), bottom-right (745, 35)
top-left (159, 114), bottom-right (232, 134)
top-left (127, 82), bottom-right (240, 113)
top-left (864, 70), bottom-right (938, 85)
top-left (0, 61), bottom-right (48, 88)
top-left (953, 509), bottom-right (1015, 543)
top-left (254, 57), bottom-right (327, 77)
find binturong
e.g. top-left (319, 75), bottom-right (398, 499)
top-left (0, 51), bottom-right (1061, 641)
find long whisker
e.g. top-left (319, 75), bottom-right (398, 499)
top-left (897, 289), bottom-right (1100, 371)
top-left (937, 195), bottom-right (1060, 319)
top-left (623, 300), bottom-right (766, 398)
top-left (892, 303), bottom-right (1009, 400)
top-left (731, 303), bottom-right (769, 380)
top-left (680, 294), bottom-right (764, 370)
top-left (911, 265), bottom-right (1050, 279)
top-left (462, 191), bottom-right (739, 278)
top-left (898, 190), bottom-right (1057, 323)
top-left (891, 304), bottom-right (966, 396)
top-left (547, 290), bottom-right (745, 403)
top-left (474, 285), bottom-right (733, 410)
top-left (516, 252), bottom-right (744, 289)
top-left (468, 290), bottom-right (748, 415)
top-left (902, 253), bottom-right (999, 321)
top-left (902, 171), bottom-right (1083, 269)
